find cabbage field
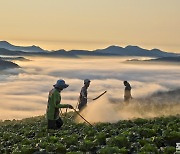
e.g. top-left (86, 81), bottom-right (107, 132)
top-left (0, 113), bottom-right (179, 154)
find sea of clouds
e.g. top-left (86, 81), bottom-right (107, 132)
top-left (0, 56), bottom-right (179, 121)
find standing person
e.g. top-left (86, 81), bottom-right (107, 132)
top-left (123, 81), bottom-right (133, 104)
top-left (46, 79), bottom-right (73, 130)
top-left (78, 79), bottom-right (91, 111)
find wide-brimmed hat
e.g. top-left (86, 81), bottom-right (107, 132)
top-left (53, 79), bottom-right (69, 89)
top-left (84, 79), bottom-right (91, 84)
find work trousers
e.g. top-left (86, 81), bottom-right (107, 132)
top-left (47, 117), bottom-right (63, 130)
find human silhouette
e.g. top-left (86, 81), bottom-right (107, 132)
top-left (46, 79), bottom-right (73, 129)
top-left (123, 81), bottom-right (133, 104)
top-left (78, 79), bottom-right (91, 111)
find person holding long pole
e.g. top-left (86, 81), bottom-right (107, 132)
top-left (46, 79), bottom-right (73, 130)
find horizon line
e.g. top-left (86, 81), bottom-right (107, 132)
top-left (0, 39), bottom-right (179, 54)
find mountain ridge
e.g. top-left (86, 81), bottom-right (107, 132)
top-left (0, 41), bottom-right (179, 57)
top-left (0, 41), bottom-right (47, 53)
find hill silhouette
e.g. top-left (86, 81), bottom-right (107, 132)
top-left (0, 41), bottom-right (179, 57)
top-left (0, 59), bottom-right (20, 70)
top-left (0, 57), bottom-right (30, 61)
top-left (0, 41), bottom-right (47, 53)
top-left (95, 45), bottom-right (178, 57)
top-left (127, 56), bottom-right (180, 63)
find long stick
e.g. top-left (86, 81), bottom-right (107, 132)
top-left (92, 91), bottom-right (107, 101)
top-left (72, 108), bottom-right (93, 126)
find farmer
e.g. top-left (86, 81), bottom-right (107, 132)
top-left (46, 79), bottom-right (73, 129)
top-left (78, 79), bottom-right (91, 111)
top-left (123, 81), bottom-right (133, 104)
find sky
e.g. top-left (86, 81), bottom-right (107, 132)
top-left (0, 0), bottom-right (180, 52)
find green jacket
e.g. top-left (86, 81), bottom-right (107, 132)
top-left (46, 88), bottom-right (68, 120)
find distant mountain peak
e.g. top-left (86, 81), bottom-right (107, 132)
top-left (31, 45), bottom-right (37, 47)
top-left (106, 45), bottom-right (123, 49)
top-left (101, 45), bottom-right (123, 52)
top-left (0, 40), bottom-right (9, 43)
top-left (0, 40), bottom-right (12, 45)
top-left (125, 45), bottom-right (143, 49)
top-left (151, 48), bottom-right (162, 52)
top-left (0, 41), bottom-right (46, 53)
top-left (109, 45), bottom-right (120, 47)
top-left (30, 45), bottom-right (42, 49)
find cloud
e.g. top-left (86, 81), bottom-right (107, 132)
top-left (0, 56), bottom-right (180, 120)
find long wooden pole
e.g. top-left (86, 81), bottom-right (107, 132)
top-left (72, 108), bottom-right (93, 126)
top-left (92, 91), bottom-right (107, 100)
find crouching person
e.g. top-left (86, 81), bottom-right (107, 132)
top-left (46, 79), bottom-right (73, 130)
